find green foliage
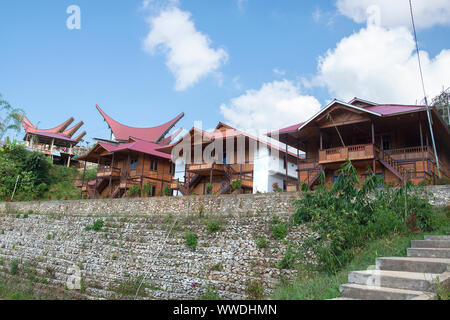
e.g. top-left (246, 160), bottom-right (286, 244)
top-left (292, 159), bottom-right (441, 273)
top-left (273, 231), bottom-right (450, 300)
top-left (164, 185), bottom-right (171, 196)
top-left (206, 183), bottom-right (213, 194)
top-left (204, 220), bottom-right (222, 234)
top-left (278, 245), bottom-right (297, 269)
top-left (435, 277), bottom-right (450, 300)
top-left (272, 223), bottom-right (288, 240)
top-left (210, 263), bottom-right (223, 271)
top-left (246, 280), bottom-right (265, 300)
top-left (0, 93), bottom-right (25, 141)
top-left (10, 260), bottom-right (19, 275)
top-left (85, 219), bottom-right (104, 232)
top-left (84, 168), bottom-right (97, 182)
top-left (199, 286), bottom-right (221, 300)
top-left (255, 235), bottom-right (268, 249)
top-left (109, 276), bottom-right (158, 298)
top-left (0, 143), bottom-right (83, 201)
top-left (127, 185), bottom-right (141, 197)
top-left (231, 179), bottom-right (242, 191)
top-left (142, 182), bottom-right (152, 196)
top-left (184, 232), bottom-right (198, 250)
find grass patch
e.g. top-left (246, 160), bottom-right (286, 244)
top-left (85, 219), bottom-right (104, 232)
top-left (272, 229), bottom-right (449, 300)
top-left (109, 276), bottom-right (158, 298)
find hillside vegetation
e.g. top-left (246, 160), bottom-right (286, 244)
top-left (0, 139), bottom-right (96, 201)
top-left (273, 160), bottom-right (450, 299)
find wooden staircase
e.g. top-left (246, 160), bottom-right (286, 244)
top-left (307, 165), bottom-right (324, 188)
top-left (377, 149), bottom-right (409, 183)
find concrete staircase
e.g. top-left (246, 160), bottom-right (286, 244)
top-left (336, 236), bottom-right (450, 300)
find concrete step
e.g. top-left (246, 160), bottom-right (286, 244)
top-left (376, 257), bottom-right (450, 274)
top-left (339, 283), bottom-right (424, 300)
top-left (411, 240), bottom-right (450, 249)
top-left (407, 248), bottom-right (450, 259)
top-left (348, 270), bottom-right (438, 291)
top-left (424, 236), bottom-right (450, 241)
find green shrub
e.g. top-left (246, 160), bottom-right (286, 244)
top-left (85, 219), bottom-right (104, 232)
top-left (10, 260), bottom-right (19, 275)
top-left (278, 245), bottom-right (296, 269)
top-left (246, 280), bottom-right (265, 300)
top-left (291, 159), bottom-right (440, 273)
top-left (231, 179), bottom-right (242, 191)
top-left (184, 232), bottom-right (198, 250)
top-left (164, 185), bottom-right (171, 196)
top-left (127, 185), bottom-right (141, 197)
top-left (255, 236), bottom-right (268, 249)
top-left (272, 223), bottom-right (288, 240)
top-left (206, 183), bottom-right (213, 194)
top-left (204, 220), bottom-right (222, 234)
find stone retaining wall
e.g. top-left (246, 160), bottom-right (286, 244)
top-left (0, 186), bottom-right (447, 300)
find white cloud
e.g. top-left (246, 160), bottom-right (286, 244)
top-left (220, 80), bottom-right (321, 133)
top-left (314, 24), bottom-right (450, 104)
top-left (143, 7), bottom-right (228, 91)
top-left (336, 0), bottom-right (450, 29)
top-left (273, 68), bottom-right (286, 76)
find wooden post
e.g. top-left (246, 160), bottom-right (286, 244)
top-left (419, 116), bottom-right (425, 180)
top-left (80, 160), bottom-right (87, 199)
top-left (285, 143), bottom-right (288, 190)
top-left (140, 154), bottom-right (145, 197)
top-left (50, 139), bottom-right (54, 161)
top-left (297, 143), bottom-right (300, 191)
top-left (371, 120), bottom-right (376, 175)
top-left (319, 130), bottom-right (323, 150)
top-left (124, 152), bottom-right (131, 197)
top-left (94, 156), bottom-right (100, 199)
top-left (109, 152), bottom-right (115, 196)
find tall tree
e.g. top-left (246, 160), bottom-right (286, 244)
top-left (0, 93), bottom-right (25, 141)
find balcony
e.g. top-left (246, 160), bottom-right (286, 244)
top-left (319, 144), bottom-right (375, 164)
top-left (97, 167), bottom-right (121, 178)
top-left (187, 163), bottom-right (226, 175)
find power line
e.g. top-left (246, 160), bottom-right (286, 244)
top-left (409, 0), bottom-right (441, 178)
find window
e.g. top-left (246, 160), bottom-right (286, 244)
top-left (151, 186), bottom-right (156, 197)
top-left (130, 159), bottom-right (137, 170)
top-left (382, 135), bottom-right (391, 151)
top-left (169, 163), bottom-right (175, 174)
top-left (150, 158), bottom-right (158, 171)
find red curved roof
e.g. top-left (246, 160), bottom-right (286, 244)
top-left (18, 114), bottom-right (84, 144)
top-left (96, 104), bottom-right (184, 144)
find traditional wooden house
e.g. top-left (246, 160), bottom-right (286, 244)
top-left (18, 114), bottom-right (86, 166)
top-left (157, 123), bottom-right (300, 195)
top-left (78, 105), bottom-right (183, 198)
top-left (268, 98), bottom-right (450, 188)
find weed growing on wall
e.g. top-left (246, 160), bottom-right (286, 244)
top-left (184, 232), bottom-right (198, 251)
top-left (85, 219), bottom-right (104, 232)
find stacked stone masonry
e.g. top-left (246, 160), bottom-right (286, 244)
top-left (0, 187), bottom-right (448, 300)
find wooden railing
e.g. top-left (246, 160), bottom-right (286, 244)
top-left (319, 144), bottom-right (375, 164)
top-left (384, 146), bottom-right (433, 161)
top-left (188, 163), bottom-right (225, 172)
top-left (97, 167), bottom-right (121, 178)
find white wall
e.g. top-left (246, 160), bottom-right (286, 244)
top-left (253, 145), bottom-right (298, 193)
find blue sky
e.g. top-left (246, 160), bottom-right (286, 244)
top-left (1, 0), bottom-right (449, 144)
